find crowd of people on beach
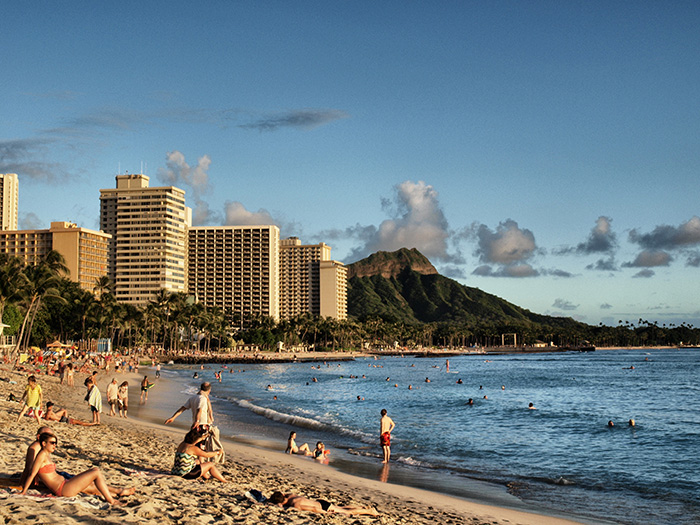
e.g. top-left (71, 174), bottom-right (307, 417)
top-left (7, 350), bottom-right (390, 516)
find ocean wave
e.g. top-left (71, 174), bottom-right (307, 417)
top-left (234, 398), bottom-right (372, 442)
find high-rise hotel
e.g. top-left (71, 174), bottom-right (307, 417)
top-left (100, 174), bottom-right (190, 306)
top-left (188, 226), bottom-right (280, 321)
top-left (279, 237), bottom-right (347, 320)
top-left (0, 173), bottom-right (19, 231)
top-left (0, 221), bottom-right (110, 291)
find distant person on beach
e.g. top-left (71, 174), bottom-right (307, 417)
top-left (285, 431), bottom-right (312, 456)
top-left (17, 375), bottom-right (43, 422)
top-left (155, 363), bottom-right (161, 379)
top-left (268, 491), bottom-right (378, 515)
top-left (107, 378), bottom-right (118, 416)
top-left (312, 441), bottom-right (329, 461)
top-left (84, 377), bottom-right (102, 424)
top-left (165, 382), bottom-right (213, 430)
top-left (20, 432), bottom-right (134, 504)
top-left (172, 427), bottom-right (226, 482)
top-left (44, 402), bottom-right (97, 426)
top-left (380, 409), bottom-right (395, 463)
top-left (140, 375), bottom-right (152, 404)
top-left (117, 381), bottom-right (129, 418)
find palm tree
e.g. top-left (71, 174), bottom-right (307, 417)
top-left (13, 251), bottom-right (68, 358)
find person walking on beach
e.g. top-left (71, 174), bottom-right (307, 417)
top-left (17, 375), bottom-right (43, 422)
top-left (380, 408), bottom-right (395, 463)
top-left (117, 381), bottom-right (129, 418)
top-left (165, 382), bottom-right (213, 429)
top-left (107, 378), bottom-right (118, 416)
top-left (140, 375), bottom-right (151, 404)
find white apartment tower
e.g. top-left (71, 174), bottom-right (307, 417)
top-left (279, 237), bottom-right (347, 320)
top-left (0, 173), bottom-right (19, 231)
top-left (99, 174), bottom-right (190, 306)
top-left (188, 226), bottom-right (280, 321)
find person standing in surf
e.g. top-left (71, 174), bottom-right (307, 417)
top-left (380, 408), bottom-right (395, 463)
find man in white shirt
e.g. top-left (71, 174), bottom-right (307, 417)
top-left (164, 382), bottom-right (213, 429)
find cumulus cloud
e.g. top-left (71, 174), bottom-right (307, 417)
top-left (558, 216), bottom-right (618, 255)
top-left (158, 151), bottom-right (211, 193)
top-left (472, 219), bottom-right (537, 265)
top-left (553, 299), bottom-right (578, 311)
top-left (157, 151), bottom-right (217, 226)
top-left (686, 252), bottom-right (700, 267)
top-left (223, 201), bottom-right (277, 226)
top-left (334, 181), bottom-right (453, 263)
top-left (623, 250), bottom-right (672, 268)
top-left (240, 109), bottom-right (349, 132)
top-left (586, 257), bottom-right (618, 272)
top-left (629, 216), bottom-right (700, 250)
top-left (633, 269), bottom-right (655, 278)
top-left (472, 263), bottom-right (538, 278)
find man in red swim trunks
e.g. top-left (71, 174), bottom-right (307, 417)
top-left (379, 408), bottom-right (395, 463)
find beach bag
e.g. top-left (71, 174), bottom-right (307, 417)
top-left (204, 425), bottom-right (225, 464)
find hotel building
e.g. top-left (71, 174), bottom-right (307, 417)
top-left (279, 237), bottom-right (347, 320)
top-left (0, 173), bottom-right (19, 231)
top-left (99, 174), bottom-right (190, 306)
top-left (0, 221), bottom-right (110, 291)
top-left (188, 225), bottom-right (280, 321)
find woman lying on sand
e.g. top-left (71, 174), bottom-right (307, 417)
top-left (269, 491), bottom-right (378, 515)
top-left (172, 427), bottom-right (227, 482)
top-left (285, 431), bottom-right (312, 456)
top-left (20, 432), bottom-right (134, 504)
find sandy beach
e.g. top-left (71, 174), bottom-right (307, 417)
top-left (0, 364), bottom-right (593, 525)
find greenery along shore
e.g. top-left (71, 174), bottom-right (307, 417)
top-left (1, 248), bottom-right (698, 355)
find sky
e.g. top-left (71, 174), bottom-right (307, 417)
top-left (2, 1), bottom-right (700, 327)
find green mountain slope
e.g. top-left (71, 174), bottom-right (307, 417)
top-left (346, 248), bottom-right (583, 331)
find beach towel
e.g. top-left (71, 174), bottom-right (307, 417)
top-left (203, 425), bottom-right (225, 464)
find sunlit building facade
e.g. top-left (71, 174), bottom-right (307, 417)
top-left (99, 174), bottom-right (190, 306)
top-left (0, 221), bottom-right (110, 291)
top-left (188, 225), bottom-right (280, 321)
top-left (0, 173), bottom-right (19, 231)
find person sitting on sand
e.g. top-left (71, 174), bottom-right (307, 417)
top-left (172, 427), bottom-right (227, 482)
top-left (19, 426), bottom-right (133, 498)
top-left (268, 491), bottom-right (378, 515)
top-left (20, 432), bottom-right (134, 504)
top-left (285, 431), bottom-right (312, 456)
top-left (44, 402), bottom-right (98, 426)
top-left (312, 441), bottom-right (329, 461)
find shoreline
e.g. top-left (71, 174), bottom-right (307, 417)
top-left (156, 346), bottom-right (682, 365)
top-left (0, 364), bottom-right (604, 524)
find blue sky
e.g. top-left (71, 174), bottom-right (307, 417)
top-left (2, 1), bottom-right (699, 327)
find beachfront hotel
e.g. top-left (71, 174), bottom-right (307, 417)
top-left (279, 237), bottom-right (347, 320)
top-left (0, 221), bottom-right (110, 291)
top-left (0, 173), bottom-right (19, 231)
top-left (187, 225), bottom-right (280, 321)
top-left (99, 174), bottom-right (190, 306)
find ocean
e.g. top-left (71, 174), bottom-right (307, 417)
top-left (150, 348), bottom-right (700, 525)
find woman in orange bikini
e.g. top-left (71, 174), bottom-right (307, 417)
top-left (19, 432), bottom-right (133, 504)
